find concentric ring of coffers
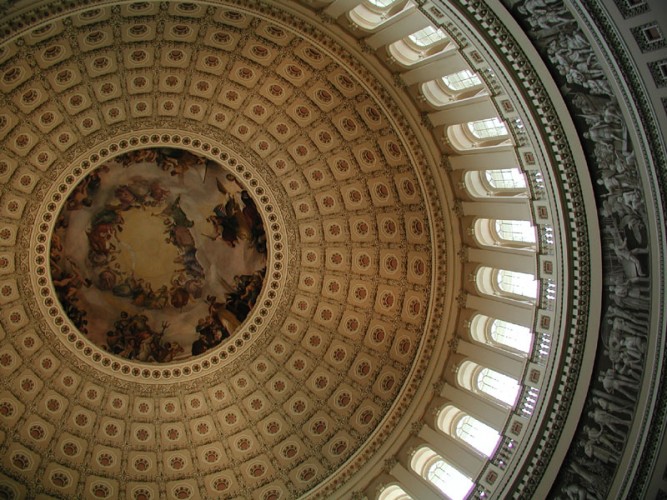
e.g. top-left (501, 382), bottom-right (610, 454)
top-left (0, 2), bottom-right (441, 498)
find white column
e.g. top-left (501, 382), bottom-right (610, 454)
top-left (419, 424), bottom-right (485, 478)
top-left (428, 95), bottom-right (498, 127)
top-left (456, 339), bottom-right (524, 379)
top-left (468, 248), bottom-right (537, 275)
top-left (449, 149), bottom-right (519, 170)
top-left (365, 9), bottom-right (430, 49)
top-left (390, 463), bottom-right (441, 500)
top-left (461, 201), bottom-right (532, 220)
top-left (400, 50), bottom-right (469, 85)
top-left (465, 295), bottom-right (534, 327)
top-left (441, 385), bottom-right (509, 430)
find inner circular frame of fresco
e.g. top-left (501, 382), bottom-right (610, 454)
top-left (30, 135), bottom-right (289, 382)
top-left (48, 145), bottom-right (272, 365)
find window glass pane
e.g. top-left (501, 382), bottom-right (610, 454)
top-left (484, 168), bottom-right (526, 189)
top-left (497, 270), bottom-right (538, 298)
top-left (468, 117), bottom-right (508, 139)
top-left (495, 220), bottom-right (536, 243)
top-left (408, 26), bottom-right (447, 47)
top-left (455, 415), bottom-right (501, 456)
top-left (442, 69), bottom-right (482, 91)
top-left (477, 368), bottom-right (520, 405)
top-left (427, 459), bottom-right (474, 500)
top-left (490, 319), bottom-right (532, 352)
top-left (367, 0), bottom-right (398, 6)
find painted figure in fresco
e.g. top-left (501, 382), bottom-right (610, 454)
top-left (49, 227), bottom-right (65, 276)
top-left (169, 278), bottom-right (191, 309)
top-left (65, 170), bottom-right (102, 210)
top-left (103, 312), bottom-right (179, 363)
top-left (51, 257), bottom-right (91, 333)
top-left (241, 190), bottom-right (266, 253)
top-left (204, 175), bottom-right (267, 250)
top-left (167, 222), bottom-right (195, 248)
top-left (147, 180), bottom-right (170, 205)
top-left (207, 196), bottom-right (245, 247)
top-left (114, 184), bottom-right (143, 210)
top-left (206, 295), bottom-right (241, 332)
top-left (86, 207), bottom-right (125, 266)
top-left (159, 195), bottom-right (205, 300)
top-left (192, 317), bottom-right (229, 356)
top-left (119, 148), bottom-right (158, 166)
top-left (87, 219), bottom-right (119, 256)
top-left (158, 148), bottom-right (206, 178)
top-left (159, 342), bottom-right (185, 362)
top-left (224, 269), bottom-right (265, 322)
top-left (160, 195), bottom-right (193, 229)
top-left (206, 175), bottom-right (250, 248)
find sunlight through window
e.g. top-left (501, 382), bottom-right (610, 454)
top-left (477, 367), bottom-right (520, 405)
top-left (367, 0), bottom-right (398, 7)
top-left (497, 270), bottom-right (538, 298)
top-left (408, 26), bottom-right (447, 47)
top-left (495, 220), bottom-right (536, 243)
top-left (427, 459), bottom-right (474, 500)
top-left (468, 117), bottom-right (508, 139)
top-left (490, 319), bottom-right (532, 352)
top-left (484, 168), bottom-right (527, 189)
top-left (455, 415), bottom-right (501, 457)
top-left (442, 69), bottom-right (482, 91)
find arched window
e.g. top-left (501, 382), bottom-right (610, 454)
top-left (490, 318), bottom-right (532, 352)
top-left (473, 219), bottom-right (536, 248)
top-left (497, 270), bottom-right (538, 299)
top-left (463, 169), bottom-right (528, 199)
top-left (428, 460), bottom-right (474, 500)
top-left (477, 367), bottom-right (520, 406)
top-left (387, 24), bottom-right (449, 68)
top-left (437, 405), bottom-right (501, 457)
top-left (407, 26), bottom-right (447, 48)
top-left (468, 117), bottom-right (508, 139)
top-left (420, 69), bottom-right (486, 107)
top-left (411, 447), bottom-right (474, 500)
top-left (447, 119), bottom-right (513, 153)
top-left (457, 360), bottom-right (520, 407)
top-left (456, 415), bottom-right (500, 456)
top-left (484, 168), bottom-right (526, 190)
top-left (475, 266), bottom-right (539, 303)
top-left (367, 0), bottom-right (400, 7)
top-left (442, 69), bottom-right (482, 91)
top-left (349, 0), bottom-right (409, 31)
top-left (494, 220), bottom-right (536, 243)
top-left (469, 314), bottom-right (532, 353)
top-left (377, 484), bottom-right (413, 500)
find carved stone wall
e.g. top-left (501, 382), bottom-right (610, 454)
top-left (501, 0), bottom-right (667, 497)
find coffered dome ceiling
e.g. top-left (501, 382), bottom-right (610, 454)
top-left (0, 3), bottom-right (445, 498)
top-left (0, 0), bottom-right (665, 499)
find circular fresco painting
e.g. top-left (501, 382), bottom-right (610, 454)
top-left (50, 148), bottom-right (268, 363)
